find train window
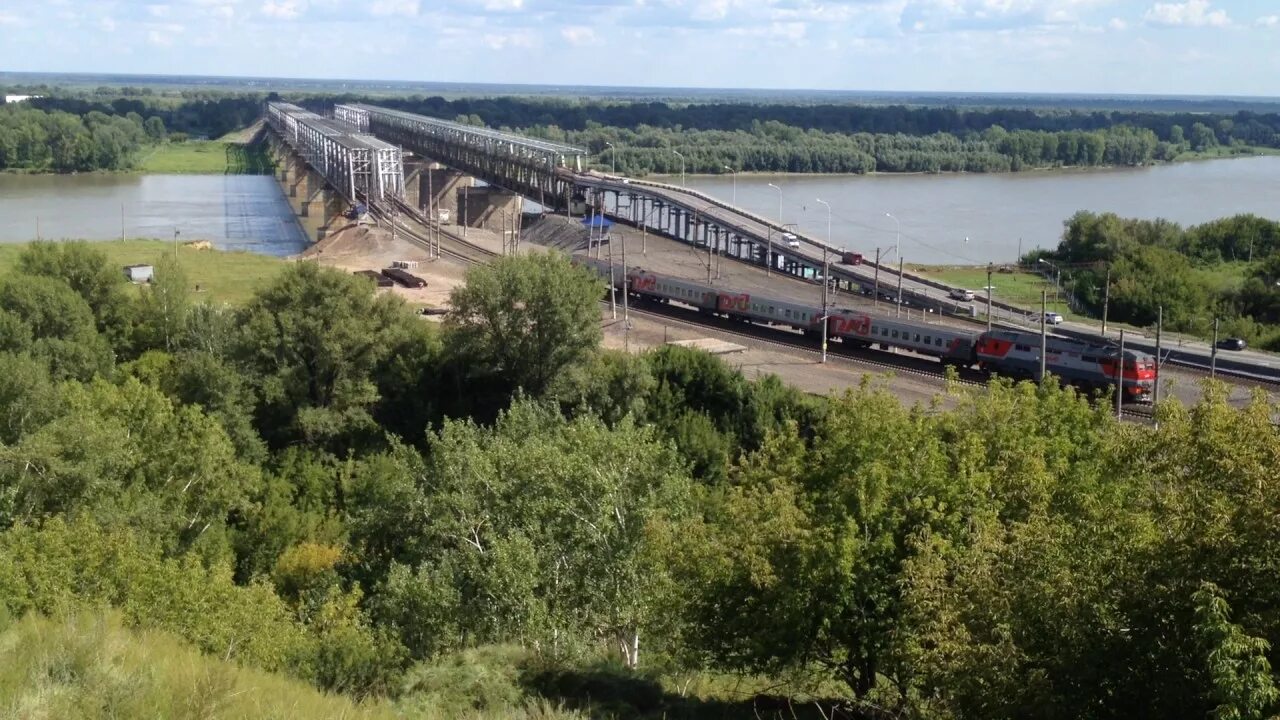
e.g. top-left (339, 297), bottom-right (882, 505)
top-left (785, 309), bottom-right (791, 318)
top-left (936, 338), bottom-right (943, 347)
top-left (1015, 344), bottom-right (1031, 351)
top-left (892, 330), bottom-right (899, 339)
top-left (914, 334), bottom-right (921, 343)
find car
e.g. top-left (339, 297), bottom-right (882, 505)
top-left (1216, 337), bottom-right (1247, 351)
top-left (781, 233), bottom-right (800, 249)
top-left (949, 288), bottom-right (976, 302)
top-left (1041, 312), bottom-right (1064, 325)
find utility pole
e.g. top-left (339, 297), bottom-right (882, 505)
top-left (1101, 267), bottom-right (1110, 336)
top-left (462, 184), bottom-right (469, 239)
top-left (1040, 290), bottom-right (1048, 383)
top-left (121, 204), bottom-right (126, 242)
top-left (1116, 330), bottom-right (1126, 420)
top-left (1154, 305), bottom-right (1162, 406)
top-left (873, 247), bottom-right (882, 308)
top-left (1211, 317), bottom-right (1219, 379)
top-left (608, 236), bottom-right (617, 320)
top-left (821, 254), bottom-right (830, 364)
top-left (986, 263), bottom-right (994, 332)
top-left (896, 257), bottom-right (905, 319)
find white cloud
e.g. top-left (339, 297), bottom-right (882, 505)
top-left (1108, 16), bottom-right (1127, 30)
top-left (481, 30), bottom-right (536, 50)
top-left (480, 0), bottom-right (523, 10)
top-left (0, 11), bottom-right (22, 25)
top-left (261, 0), bottom-right (304, 19)
top-left (148, 4), bottom-right (170, 17)
top-left (560, 26), bottom-right (599, 45)
top-left (1257, 15), bottom-right (1280, 27)
top-left (1143, 0), bottom-right (1229, 28)
top-left (100, 16), bottom-right (117, 31)
top-left (371, 0), bottom-right (418, 16)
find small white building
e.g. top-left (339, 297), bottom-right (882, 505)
top-left (3, 95), bottom-right (40, 104)
top-left (123, 264), bottom-right (154, 283)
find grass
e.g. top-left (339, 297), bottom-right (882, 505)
top-left (137, 138), bottom-right (273, 175)
top-left (913, 265), bottom-right (1078, 316)
top-left (0, 612), bottom-right (398, 720)
top-left (0, 239), bottom-right (287, 305)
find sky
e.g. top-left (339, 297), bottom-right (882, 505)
top-left (1, 0), bottom-right (1278, 96)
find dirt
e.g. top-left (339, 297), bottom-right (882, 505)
top-left (294, 222), bottom-right (469, 311)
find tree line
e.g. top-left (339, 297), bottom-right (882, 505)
top-left (1034, 211), bottom-right (1280, 348)
top-left (0, 104), bottom-right (165, 171)
top-left (3, 240), bottom-right (1280, 718)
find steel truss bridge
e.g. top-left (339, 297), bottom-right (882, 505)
top-left (265, 101), bottom-right (404, 203)
top-left (334, 103), bottom-right (585, 210)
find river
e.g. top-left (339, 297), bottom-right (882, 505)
top-left (683, 155), bottom-right (1280, 266)
top-left (1, 157), bottom-right (1277, 262)
top-left (0, 174), bottom-right (308, 256)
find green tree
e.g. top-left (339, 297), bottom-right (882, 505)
top-left (133, 251), bottom-right (190, 353)
top-left (16, 240), bottom-right (136, 354)
top-left (234, 262), bottom-right (417, 452)
top-left (446, 253), bottom-right (603, 401)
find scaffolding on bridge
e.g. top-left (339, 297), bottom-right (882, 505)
top-left (334, 103), bottom-right (585, 210)
top-left (265, 101), bottom-right (404, 204)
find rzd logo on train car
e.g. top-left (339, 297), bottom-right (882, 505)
top-left (831, 314), bottom-right (871, 336)
top-left (631, 275), bottom-right (657, 292)
top-left (717, 293), bottom-right (750, 312)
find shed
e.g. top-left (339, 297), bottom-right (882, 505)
top-left (123, 264), bottom-right (154, 283)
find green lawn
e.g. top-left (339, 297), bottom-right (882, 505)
top-left (0, 239), bottom-right (286, 305)
top-left (137, 139), bottom-right (273, 174)
top-left (914, 265), bottom-right (1077, 314)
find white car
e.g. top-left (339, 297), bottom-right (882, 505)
top-left (949, 288), bottom-right (976, 302)
top-left (782, 233), bottom-right (800, 249)
top-left (1042, 312), bottom-right (1064, 325)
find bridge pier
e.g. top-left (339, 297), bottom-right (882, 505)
top-left (458, 186), bottom-right (522, 234)
top-left (420, 167), bottom-right (471, 222)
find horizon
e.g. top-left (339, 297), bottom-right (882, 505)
top-left (6, 70), bottom-right (1280, 105)
top-left (1, 1), bottom-right (1277, 97)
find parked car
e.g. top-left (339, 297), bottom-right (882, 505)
top-left (1216, 337), bottom-right (1247, 351)
top-left (782, 233), bottom-right (801, 249)
top-left (1042, 312), bottom-right (1064, 325)
top-left (949, 288), bottom-right (976, 302)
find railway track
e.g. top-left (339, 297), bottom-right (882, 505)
top-left (362, 201), bottom-right (1164, 418)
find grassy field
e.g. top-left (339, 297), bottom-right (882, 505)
top-left (913, 265), bottom-right (1078, 315)
top-left (0, 612), bottom-right (398, 720)
top-left (0, 240), bottom-right (286, 305)
top-left (137, 135), bottom-right (273, 175)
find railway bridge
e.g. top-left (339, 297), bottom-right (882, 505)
top-left (260, 101), bottom-right (1280, 383)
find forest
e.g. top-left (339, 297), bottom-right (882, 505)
top-left (2, 241), bottom-right (1280, 719)
top-left (1034, 212), bottom-right (1280, 348)
top-left (8, 86), bottom-right (1280, 174)
top-left (0, 104), bottom-right (164, 171)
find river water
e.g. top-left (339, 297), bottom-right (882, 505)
top-left (683, 155), bottom-right (1280, 265)
top-left (1, 157), bottom-right (1277, 262)
top-left (0, 174), bottom-right (308, 256)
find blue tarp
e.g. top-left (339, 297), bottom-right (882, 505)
top-left (581, 215), bottom-right (614, 230)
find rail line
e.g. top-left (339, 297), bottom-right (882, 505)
top-left (360, 201), bottom-right (1167, 420)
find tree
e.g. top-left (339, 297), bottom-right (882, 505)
top-left (446, 252), bottom-right (603, 400)
top-left (133, 251), bottom-right (190, 353)
top-left (0, 274), bottom-right (114, 381)
top-left (234, 262), bottom-right (417, 452)
top-left (16, 240), bottom-right (136, 354)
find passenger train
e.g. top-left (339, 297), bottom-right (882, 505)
top-left (578, 256), bottom-right (1156, 402)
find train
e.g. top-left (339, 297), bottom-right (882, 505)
top-left (577, 256), bottom-right (1156, 403)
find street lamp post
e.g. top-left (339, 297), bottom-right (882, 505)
top-left (605, 142), bottom-right (616, 174)
top-left (723, 165), bottom-right (737, 205)
top-left (672, 150), bottom-right (685, 187)
top-left (816, 199), bottom-right (832, 329)
top-left (885, 212), bottom-right (900, 261)
top-left (766, 182), bottom-right (782, 277)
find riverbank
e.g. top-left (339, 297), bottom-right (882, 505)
top-left (136, 137), bottom-right (273, 175)
top-left (0, 239), bottom-right (286, 305)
